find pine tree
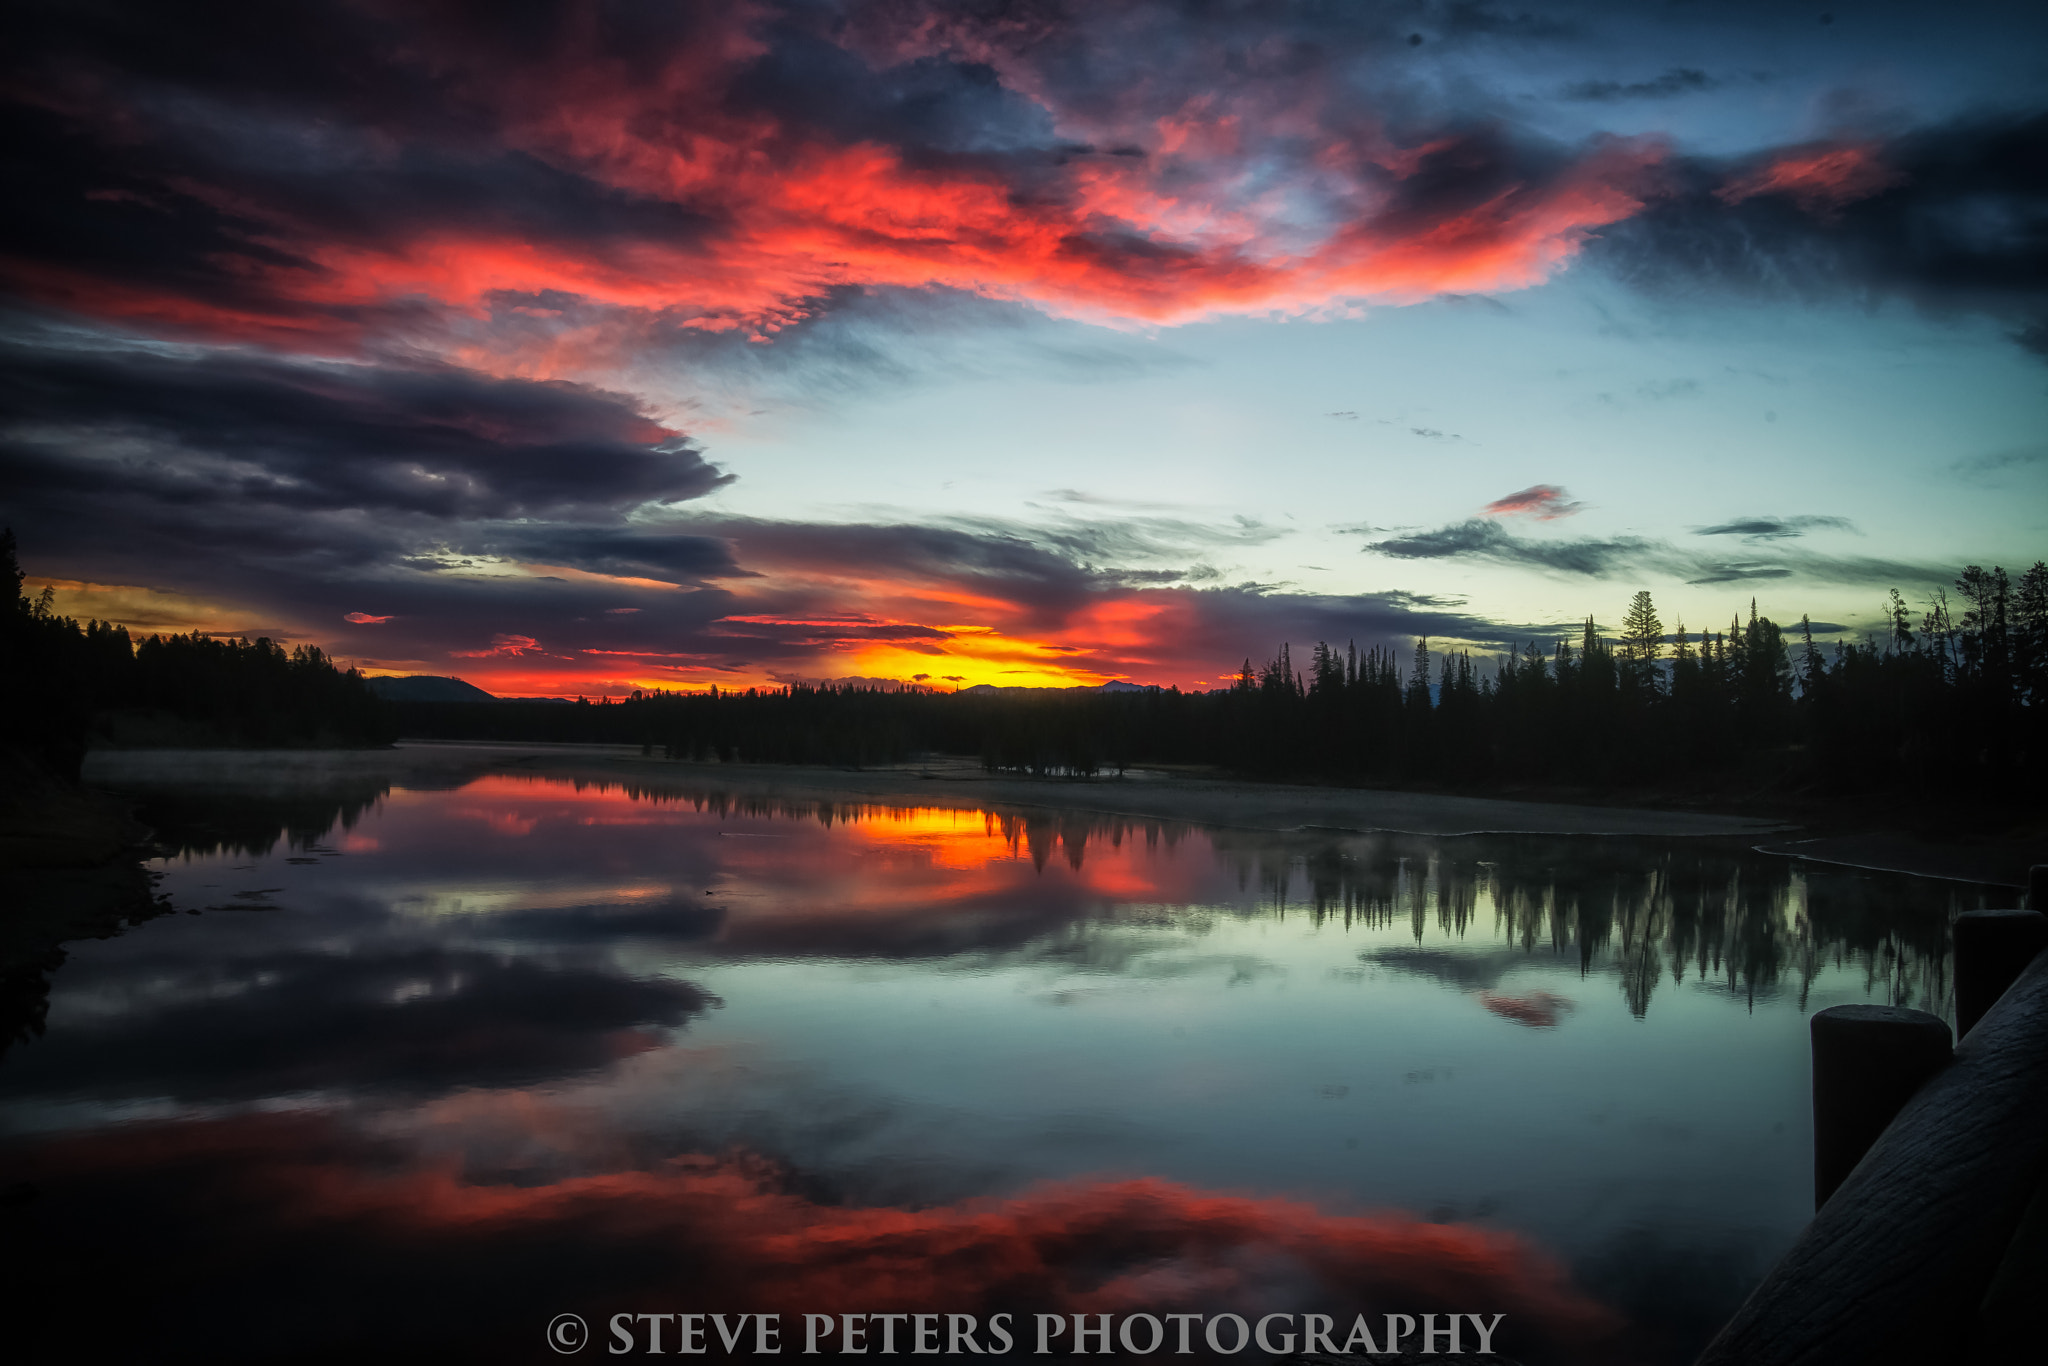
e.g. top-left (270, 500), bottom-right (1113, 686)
top-left (1406, 637), bottom-right (1432, 711)
top-left (2016, 563), bottom-right (2048, 708)
top-left (1620, 590), bottom-right (1664, 664)
top-left (1799, 613), bottom-right (1826, 698)
top-left (1886, 589), bottom-right (1915, 655)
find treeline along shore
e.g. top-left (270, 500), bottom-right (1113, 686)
top-left (3, 531), bottom-right (391, 788)
top-left (6, 528), bottom-right (2046, 808)
top-left (393, 572), bottom-right (2048, 805)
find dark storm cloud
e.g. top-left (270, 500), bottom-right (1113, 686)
top-left (681, 510), bottom-right (1282, 629)
top-left (474, 527), bottom-right (756, 583)
top-left (1693, 515), bottom-right (1857, 541)
top-left (1363, 518), bottom-right (1940, 590)
top-left (0, 341), bottom-right (727, 520)
top-left (1592, 111), bottom-right (2048, 358)
top-left (0, 331), bottom-right (756, 664)
top-left (723, 517), bottom-right (1100, 599)
top-left (727, 23), bottom-right (1065, 163)
top-left (1162, 584), bottom-right (1531, 659)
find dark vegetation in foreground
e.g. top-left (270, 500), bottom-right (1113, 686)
top-left (2, 531), bottom-right (393, 786)
top-left (394, 575), bottom-right (2048, 805)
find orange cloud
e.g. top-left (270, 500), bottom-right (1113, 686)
top-left (453, 633), bottom-right (547, 658)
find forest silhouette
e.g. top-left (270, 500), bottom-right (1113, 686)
top-left (6, 528), bottom-right (2043, 802)
top-left (388, 568), bottom-right (2046, 803)
top-left (2, 529), bottom-right (393, 779)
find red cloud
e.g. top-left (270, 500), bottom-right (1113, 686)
top-left (5, 8), bottom-right (1668, 364)
top-left (1482, 485), bottom-right (1583, 520)
top-left (1714, 143), bottom-right (1904, 215)
top-left (343, 611), bottom-right (392, 624)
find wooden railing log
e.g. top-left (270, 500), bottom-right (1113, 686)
top-left (1694, 947), bottom-right (2048, 1366)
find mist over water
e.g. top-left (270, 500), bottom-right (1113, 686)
top-left (0, 763), bottom-right (1994, 1363)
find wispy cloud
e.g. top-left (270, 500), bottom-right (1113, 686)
top-left (1560, 68), bottom-right (1725, 102)
top-left (1368, 519), bottom-right (1648, 575)
top-left (1364, 518), bottom-right (1940, 589)
top-left (1951, 447), bottom-right (2048, 486)
top-left (1692, 515), bottom-right (1857, 541)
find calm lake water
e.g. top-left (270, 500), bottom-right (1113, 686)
top-left (0, 761), bottom-right (1991, 1364)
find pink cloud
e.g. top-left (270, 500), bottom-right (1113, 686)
top-left (343, 611), bottom-right (393, 624)
top-left (1482, 485), bottom-right (1584, 520)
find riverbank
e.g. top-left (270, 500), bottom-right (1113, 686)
top-left (0, 750), bottom-right (150, 872)
top-left (85, 741), bottom-right (1794, 838)
top-left (71, 741), bottom-right (2048, 888)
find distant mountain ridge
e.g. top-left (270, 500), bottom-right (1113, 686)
top-left (956, 679), bottom-right (1155, 695)
top-left (365, 675), bottom-right (498, 702)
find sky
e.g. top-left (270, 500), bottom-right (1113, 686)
top-left (2, 0), bottom-right (2044, 696)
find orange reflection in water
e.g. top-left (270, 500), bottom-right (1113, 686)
top-left (1479, 991), bottom-right (1577, 1029)
top-left (442, 773), bottom-right (1205, 932)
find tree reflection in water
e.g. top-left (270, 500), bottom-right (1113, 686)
top-left (120, 770), bottom-right (1976, 1026)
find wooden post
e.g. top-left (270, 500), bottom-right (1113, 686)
top-left (1695, 951), bottom-right (2048, 1366)
top-left (1954, 909), bottom-right (2048, 1038)
top-left (2029, 863), bottom-right (2047, 911)
top-left (1810, 1005), bottom-right (1952, 1209)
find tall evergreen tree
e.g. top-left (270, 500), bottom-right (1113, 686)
top-left (1620, 591), bottom-right (1664, 664)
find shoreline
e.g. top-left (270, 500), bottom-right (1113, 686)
top-left (74, 741), bottom-right (2047, 888)
top-left (87, 740), bottom-right (1793, 838)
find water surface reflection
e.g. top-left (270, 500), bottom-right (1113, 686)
top-left (0, 768), bottom-right (1993, 1363)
